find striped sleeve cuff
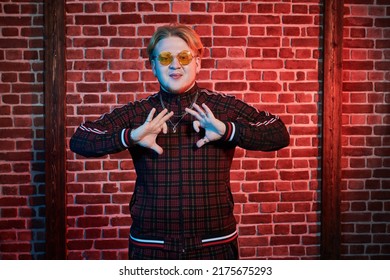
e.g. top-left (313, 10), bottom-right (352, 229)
top-left (120, 128), bottom-right (136, 148)
top-left (220, 122), bottom-right (236, 142)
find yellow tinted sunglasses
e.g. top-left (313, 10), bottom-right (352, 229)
top-left (155, 50), bottom-right (195, 66)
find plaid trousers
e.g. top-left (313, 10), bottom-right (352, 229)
top-left (128, 239), bottom-right (239, 260)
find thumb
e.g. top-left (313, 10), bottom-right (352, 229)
top-left (193, 121), bottom-right (201, 133)
top-left (196, 137), bottom-right (209, 148)
top-left (151, 143), bottom-right (163, 155)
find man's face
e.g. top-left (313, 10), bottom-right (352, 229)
top-left (151, 36), bottom-right (201, 94)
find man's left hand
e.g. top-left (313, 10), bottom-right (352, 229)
top-left (185, 103), bottom-right (226, 148)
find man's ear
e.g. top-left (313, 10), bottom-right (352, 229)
top-left (151, 60), bottom-right (157, 77)
top-left (195, 57), bottom-right (201, 74)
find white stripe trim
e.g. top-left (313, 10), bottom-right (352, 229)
top-left (228, 123), bottom-right (236, 142)
top-left (202, 230), bottom-right (238, 244)
top-left (251, 117), bottom-right (278, 127)
top-left (121, 129), bottom-right (128, 148)
top-left (130, 234), bottom-right (164, 245)
top-left (80, 124), bottom-right (107, 135)
top-left (129, 230), bottom-right (237, 245)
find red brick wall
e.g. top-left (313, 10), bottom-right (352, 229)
top-left (65, 0), bottom-right (322, 260)
top-left (2, 0), bottom-right (388, 260)
top-left (341, 0), bottom-right (390, 259)
top-left (0, 1), bottom-right (45, 259)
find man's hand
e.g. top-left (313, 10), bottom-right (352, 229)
top-left (185, 103), bottom-right (226, 148)
top-left (130, 108), bottom-right (173, 154)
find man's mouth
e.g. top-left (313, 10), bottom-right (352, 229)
top-left (169, 73), bottom-right (183, 79)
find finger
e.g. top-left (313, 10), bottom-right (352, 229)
top-left (196, 137), bottom-right (209, 148)
top-left (162, 122), bottom-right (168, 134)
top-left (193, 121), bottom-right (201, 133)
top-left (193, 103), bottom-right (207, 117)
top-left (155, 108), bottom-right (168, 122)
top-left (151, 143), bottom-right (163, 155)
top-left (146, 108), bottom-right (157, 123)
top-left (201, 103), bottom-right (214, 117)
top-left (159, 111), bottom-right (174, 125)
top-left (149, 108), bottom-right (168, 124)
top-left (185, 107), bottom-right (202, 121)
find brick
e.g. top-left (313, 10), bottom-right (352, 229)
top-left (270, 236), bottom-right (300, 246)
top-left (75, 195), bottom-right (110, 204)
top-left (214, 37), bottom-right (247, 47)
top-left (67, 240), bottom-right (93, 250)
top-left (0, 61), bottom-right (31, 71)
top-left (372, 213), bottom-right (390, 222)
top-left (281, 191), bottom-right (314, 202)
top-left (343, 82), bottom-right (373, 91)
top-left (252, 59), bottom-right (283, 69)
top-left (250, 82), bottom-right (281, 92)
top-left (215, 82), bottom-right (247, 92)
top-left (373, 126), bottom-right (390, 135)
top-left (248, 15), bottom-right (280, 24)
top-left (109, 83), bottom-right (143, 93)
top-left (342, 234), bottom-right (372, 244)
top-left (239, 236), bottom-right (268, 246)
top-left (282, 16), bottom-right (313, 24)
top-left (216, 59), bottom-right (250, 69)
top-left (74, 61), bottom-right (107, 71)
top-left (0, 219), bottom-right (26, 230)
top-left (345, 17), bottom-right (373, 27)
top-left (241, 214), bottom-right (272, 224)
top-left (248, 193), bottom-right (280, 203)
top-left (94, 239), bottom-right (127, 249)
top-left (108, 14), bottom-right (141, 25)
top-left (112, 194), bottom-right (131, 204)
top-left (343, 168), bottom-right (372, 179)
top-left (76, 83), bottom-right (107, 93)
top-left (215, 15), bottom-right (246, 24)
top-left (86, 205), bottom-right (103, 215)
top-left (375, 18), bottom-right (390, 27)
top-left (291, 38), bottom-right (321, 47)
top-left (343, 105), bottom-right (374, 114)
top-left (73, 38), bottom-right (107, 48)
top-left (248, 37), bottom-right (280, 47)
top-left (111, 216), bottom-right (131, 226)
top-left (0, 243), bottom-right (31, 253)
top-left (246, 171), bottom-right (278, 181)
top-left (191, 3), bottom-right (206, 12)
top-left (75, 15), bottom-right (106, 25)
top-left (344, 39), bottom-right (374, 48)
top-left (289, 82), bottom-right (319, 91)
top-left (285, 60), bottom-right (317, 69)
top-left (143, 14), bottom-right (178, 24)
top-left (109, 38), bottom-right (142, 48)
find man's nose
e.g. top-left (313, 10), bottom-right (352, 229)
top-left (169, 56), bottom-right (182, 68)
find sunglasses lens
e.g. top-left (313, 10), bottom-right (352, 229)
top-left (158, 52), bottom-right (173, 66)
top-left (156, 51), bottom-right (194, 66)
top-left (177, 51), bottom-right (193, 65)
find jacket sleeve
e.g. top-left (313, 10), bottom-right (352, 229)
top-left (69, 104), bottom-right (137, 158)
top-left (220, 97), bottom-right (290, 151)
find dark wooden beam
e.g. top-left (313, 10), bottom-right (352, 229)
top-left (321, 0), bottom-right (344, 259)
top-left (44, 0), bottom-right (66, 259)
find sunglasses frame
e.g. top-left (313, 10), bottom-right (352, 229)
top-left (154, 50), bottom-right (195, 66)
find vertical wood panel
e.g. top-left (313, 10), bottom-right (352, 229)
top-left (321, 0), bottom-right (344, 259)
top-left (44, 0), bottom-right (66, 259)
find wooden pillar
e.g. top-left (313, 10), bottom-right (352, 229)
top-left (321, 0), bottom-right (344, 259)
top-left (44, 0), bottom-right (66, 259)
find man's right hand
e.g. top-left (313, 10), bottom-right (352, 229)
top-left (130, 108), bottom-right (173, 155)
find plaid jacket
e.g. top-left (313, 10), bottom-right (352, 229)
top-left (70, 84), bottom-right (289, 252)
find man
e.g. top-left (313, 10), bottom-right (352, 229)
top-left (70, 24), bottom-right (289, 259)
